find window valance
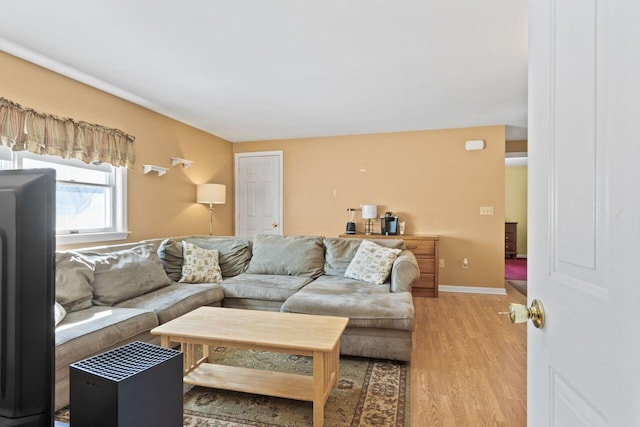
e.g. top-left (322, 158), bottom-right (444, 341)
top-left (0, 97), bottom-right (135, 168)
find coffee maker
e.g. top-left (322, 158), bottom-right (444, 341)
top-left (380, 211), bottom-right (399, 235)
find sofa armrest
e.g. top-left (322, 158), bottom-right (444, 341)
top-left (390, 250), bottom-right (420, 293)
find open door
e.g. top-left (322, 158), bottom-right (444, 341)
top-left (528, 0), bottom-right (640, 425)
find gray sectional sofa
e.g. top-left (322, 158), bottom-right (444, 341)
top-left (54, 234), bottom-right (419, 410)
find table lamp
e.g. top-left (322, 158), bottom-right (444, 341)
top-left (361, 205), bottom-right (377, 235)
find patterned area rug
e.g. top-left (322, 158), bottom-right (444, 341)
top-left (56, 346), bottom-right (410, 427)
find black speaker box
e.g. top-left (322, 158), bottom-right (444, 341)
top-left (70, 341), bottom-right (183, 427)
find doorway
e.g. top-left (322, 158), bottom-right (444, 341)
top-left (505, 141), bottom-right (528, 296)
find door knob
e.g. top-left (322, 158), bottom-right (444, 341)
top-left (500, 299), bottom-right (545, 328)
top-left (272, 223), bottom-right (278, 228)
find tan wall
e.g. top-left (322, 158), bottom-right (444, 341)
top-left (235, 126), bottom-right (506, 288)
top-left (505, 166), bottom-right (528, 256)
top-left (0, 51), bottom-right (507, 287)
top-left (0, 52), bottom-right (234, 249)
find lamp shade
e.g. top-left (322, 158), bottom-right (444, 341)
top-left (197, 183), bottom-right (226, 204)
top-left (361, 205), bottom-right (377, 219)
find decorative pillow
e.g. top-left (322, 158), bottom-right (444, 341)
top-left (85, 244), bottom-right (172, 306)
top-left (55, 252), bottom-right (95, 312)
top-left (157, 238), bottom-right (184, 281)
top-left (185, 237), bottom-right (252, 277)
top-left (323, 237), bottom-right (405, 276)
top-left (344, 240), bottom-right (402, 285)
top-left (179, 241), bottom-right (223, 283)
top-left (246, 234), bottom-right (325, 278)
top-left (54, 301), bottom-right (67, 327)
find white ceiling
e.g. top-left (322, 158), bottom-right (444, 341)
top-left (0, 1), bottom-right (528, 143)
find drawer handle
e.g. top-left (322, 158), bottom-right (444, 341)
top-left (506, 236), bottom-right (510, 240)
top-left (406, 245), bottom-right (418, 249)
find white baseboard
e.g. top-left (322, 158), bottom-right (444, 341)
top-left (516, 254), bottom-right (527, 259)
top-left (439, 285), bottom-right (507, 296)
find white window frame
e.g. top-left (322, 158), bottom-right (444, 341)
top-left (0, 147), bottom-right (129, 245)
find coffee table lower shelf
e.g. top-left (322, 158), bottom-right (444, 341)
top-left (185, 362), bottom-right (334, 402)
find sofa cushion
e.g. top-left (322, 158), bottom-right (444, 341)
top-left (55, 252), bottom-right (95, 312)
top-left (390, 250), bottom-right (421, 293)
top-left (157, 238), bottom-right (183, 281)
top-left (340, 328), bottom-right (413, 362)
top-left (246, 234), bottom-right (324, 278)
top-left (220, 273), bottom-right (313, 302)
top-left (85, 244), bottom-right (172, 306)
top-left (54, 302), bottom-right (67, 326)
top-left (179, 241), bottom-right (222, 283)
top-left (186, 237), bottom-right (252, 277)
top-left (323, 238), bottom-right (405, 276)
top-left (221, 298), bottom-right (284, 312)
top-left (55, 306), bottom-right (158, 369)
top-left (158, 237), bottom-right (252, 278)
top-left (281, 276), bottom-right (415, 331)
top-left (115, 282), bottom-right (224, 324)
top-left (344, 240), bottom-right (402, 285)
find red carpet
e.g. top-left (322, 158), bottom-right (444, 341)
top-left (505, 258), bottom-right (527, 280)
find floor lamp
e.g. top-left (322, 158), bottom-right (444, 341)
top-left (197, 183), bottom-right (226, 235)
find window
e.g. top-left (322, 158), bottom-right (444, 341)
top-left (0, 146), bottom-right (128, 245)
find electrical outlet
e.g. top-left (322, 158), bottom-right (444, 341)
top-left (462, 257), bottom-right (469, 269)
top-left (480, 206), bottom-right (494, 215)
top-left (439, 259), bottom-right (445, 268)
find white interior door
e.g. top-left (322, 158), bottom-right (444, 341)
top-left (235, 151), bottom-right (283, 237)
top-left (528, 0), bottom-right (640, 425)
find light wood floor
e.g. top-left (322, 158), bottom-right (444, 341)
top-left (410, 284), bottom-right (527, 426)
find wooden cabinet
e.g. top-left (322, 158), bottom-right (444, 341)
top-left (339, 234), bottom-right (440, 298)
top-left (505, 222), bottom-right (517, 259)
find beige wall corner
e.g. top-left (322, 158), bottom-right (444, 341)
top-left (234, 126), bottom-right (506, 289)
top-left (0, 51), bottom-right (234, 249)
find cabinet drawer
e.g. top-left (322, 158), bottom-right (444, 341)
top-left (505, 242), bottom-right (516, 252)
top-left (403, 240), bottom-right (435, 256)
top-left (416, 258), bottom-right (435, 274)
top-left (413, 273), bottom-right (435, 289)
top-left (505, 232), bottom-right (515, 242)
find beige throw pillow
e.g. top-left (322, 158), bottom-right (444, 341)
top-left (344, 240), bottom-right (402, 285)
top-left (179, 241), bottom-right (223, 283)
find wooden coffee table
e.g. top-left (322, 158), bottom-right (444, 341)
top-left (151, 307), bottom-right (348, 426)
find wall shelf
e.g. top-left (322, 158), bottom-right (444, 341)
top-left (171, 157), bottom-right (193, 168)
top-left (142, 165), bottom-right (168, 176)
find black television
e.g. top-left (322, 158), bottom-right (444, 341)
top-left (0, 169), bottom-right (55, 427)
